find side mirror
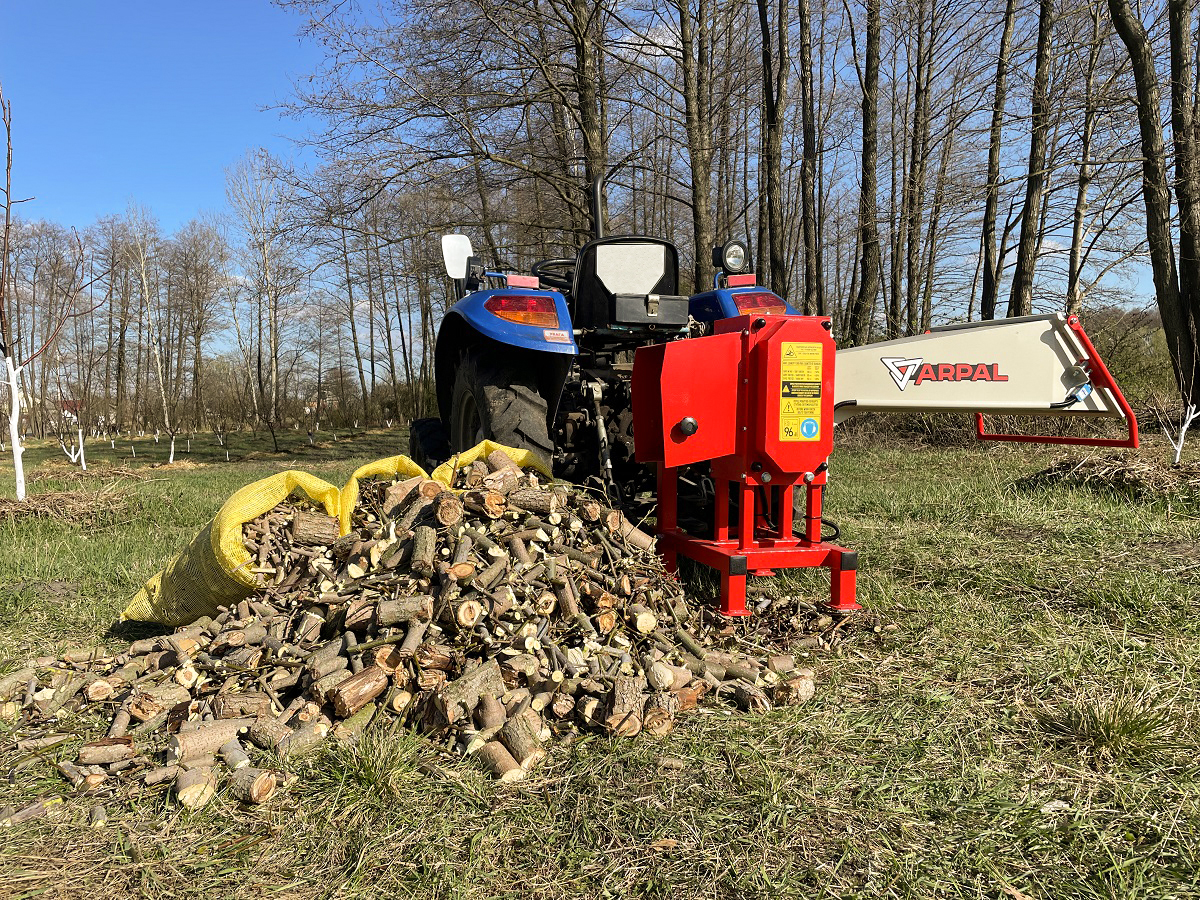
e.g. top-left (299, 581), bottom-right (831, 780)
top-left (441, 234), bottom-right (474, 280)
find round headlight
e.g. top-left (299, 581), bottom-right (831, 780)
top-left (712, 239), bottom-right (749, 273)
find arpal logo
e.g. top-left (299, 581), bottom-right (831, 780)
top-left (882, 356), bottom-right (923, 391)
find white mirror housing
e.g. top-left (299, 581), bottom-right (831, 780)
top-left (441, 234), bottom-right (474, 280)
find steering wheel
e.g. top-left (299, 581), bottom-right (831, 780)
top-left (531, 258), bottom-right (575, 292)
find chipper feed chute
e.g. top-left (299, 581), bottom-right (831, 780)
top-left (632, 312), bottom-right (1136, 617)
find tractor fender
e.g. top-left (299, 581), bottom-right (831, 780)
top-left (435, 310), bottom-right (575, 431)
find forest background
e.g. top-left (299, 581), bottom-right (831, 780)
top-left (0, 0), bottom-right (1192, 457)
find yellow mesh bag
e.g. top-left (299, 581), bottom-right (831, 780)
top-left (338, 455), bottom-right (429, 534)
top-left (121, 444), bottom-right (545, 627)
top-left (121, 471), bottom-right (341, 626)
top-left (430, 440), bottom-right (552, 488)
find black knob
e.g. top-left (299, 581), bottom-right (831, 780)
top-left (679, 417), bottom-right (699, 436)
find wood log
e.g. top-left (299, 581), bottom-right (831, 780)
top-left (0, 798), bottom-right (64, 826)
top-left (375, 595), bottom-right (434, 626)
top-left (767, 654), bottom-right (797, 674)
top-left (552, 580), bottom-right (580, 619)
top-left (474, 693), bottom-right (507, 730)
top-left (291, 510), bottom-right (339, 545)
top-left (673, 680), bottom-right (710, 712)
top-left (0, 667), bottom-right (35, 701)
top-left (608, 513), bottom-right (655, 551)
top-left (432, 492), bottom-right (464, 527)
top-left (477, 740), bottom-right (524, 782)
top-left (499, 711), bottom-right (545, 768)
top-left (507, 536), bottom-right (533, 567)
top-left (281, 722), bottom-right (328, 757)
top-left (417, 479), bottom-right (445, 500)
top-left (333, 700), bottom-right (377, 739)
top-left (642, 691), bottom-right (680, 736)
top-left (391, 494), bottom-right (432, 536)
top-left (82, 676), bottom-right (117, 702)
top-left (463, 490), bottom-right (506, 519)
top-left (107, 707), bottom-right (132, 738)
top-left (415, 643), bottom-right (457, 671)
top-left (229, 767), bottom-right (277, 805)
top-left (369, 644), bottom-right (407, 675)
top-left (223, 646), bottom-right (264, 670)
top-left (483, 468), bottom-right (519, 495)
top-left (293, 610), bottom-right (325, 644)
top-left (382, 476), bottom-right (425, 517)
top-left (174, 767), bottom-right (217, 809)
top-left (486, 449), bottom-right (520, 472)
top-left (311, 669), bottom-right (353, 702)
top-left (248, 715), bottom-right (293, 751)
top-left (306, 653), bottom-right (350, 680)
top-left (219, 738), bottom-right (251, 770)
top-left (645, 660), bottom-right (676, 692)
top-left (437, 660), bottom-right (505, 725)
top-left (593, 610), bottom-right (617, 634)
top-left (211, 692), bottom-right (272, 720)
top-left (773, 674), bottom-right (816, 706)
top-left (166, 717), bottom-right (255, 764)
top-left (343, 599), bottom-right (376, 631)
top-left (127, 683), bottom-right (190, 721)
top-left (732, 681), bottom-right (772, 713)
top-left (443, 561), bottom-right (473, 584)
top-left (575, 695), bottom-right (605, 727)
top-left (411, 526), bottom-right (438, 577)
top-left (455, 598), bottom-right (484, 628)
top-left (330, 666), bottom-right (390, 718)
top-left (508, 488), bottom-right (558, 515)
top-left (604, 675), bottom-right (646, 737)
top-left (625, 604), bottom-right (658, 634)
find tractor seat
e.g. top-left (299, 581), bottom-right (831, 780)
top-left (571, 236), bottom-right (687, 330)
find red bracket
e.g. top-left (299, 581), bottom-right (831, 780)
top-left (974, 315), bottom-right (1139, 448)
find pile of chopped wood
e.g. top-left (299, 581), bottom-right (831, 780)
top-left (0, 450), bottom-right (818, 819)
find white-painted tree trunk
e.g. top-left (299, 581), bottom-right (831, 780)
top-left (78, 427), bottom-right (86, 471)
top-left (1167, 403), bottom-right (1198, 466)
top-left (5, 353), bottom-right (24, 500)
top-left (168, 434), bottom-right (176, 464)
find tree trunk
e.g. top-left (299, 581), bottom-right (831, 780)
top-left (756, 0), bottom-right (789, 298)
top-left (1007, 0), bottom-right (1054, 318)
top-left (677, 0), bottom-right (715, 295)
top-left (797, 0), bottom-right (821, 314)
top-left (845, 0), bottom-right (881, 346)
top-left (980, 0), bottom-right (1017, 320)
top-left (1107, 0), bottom-right (1195, 400)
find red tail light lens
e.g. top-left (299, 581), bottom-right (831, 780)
top-left (484, 293), bottom-right (560, 328)
top-left (732, 290), bottom-right (787, 315)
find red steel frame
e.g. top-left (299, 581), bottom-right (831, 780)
top-left (655, 465), bottom-right (859, 617)
top-left (974, 315), bottom-right (1139, 448)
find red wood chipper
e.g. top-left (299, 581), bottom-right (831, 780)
top-left (630, 311), bottom-right (1137, 616)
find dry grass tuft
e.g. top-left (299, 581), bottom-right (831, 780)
top-left (0, 485), bottom-right (133, 526)
top-left (1020, 450), bottom-right (1200, 500)
top-left (28, 464), bottom-right (148, 484)
top-left (1034, 694), bottom-right (1181, 762)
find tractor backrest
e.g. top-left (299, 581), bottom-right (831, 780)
top-left (571, 236), bottom-right (679, 329)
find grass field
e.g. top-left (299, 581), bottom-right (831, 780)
top-left (0, 427), bottom-right (1197, 899)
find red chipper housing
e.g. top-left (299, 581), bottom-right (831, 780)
top-left (633, 314), bottom-right (856, 616)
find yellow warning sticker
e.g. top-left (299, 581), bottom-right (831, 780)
top-left (780, 342), bottom-right (822, 441)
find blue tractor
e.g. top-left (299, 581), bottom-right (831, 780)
top-left (409, 180), bottom-right (792, 517)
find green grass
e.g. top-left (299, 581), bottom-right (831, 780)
top-left (1, 430), bottom-right (1198, 899)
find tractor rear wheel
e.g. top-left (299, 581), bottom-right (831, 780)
top-left (449, 350), bottom-right (553, 467)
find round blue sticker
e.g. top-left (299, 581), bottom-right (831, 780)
top-left (800, 418), bottom-right (819, 438)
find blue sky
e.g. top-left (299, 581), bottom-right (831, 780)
top-left (0, 0), bottom-right (320, 233)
